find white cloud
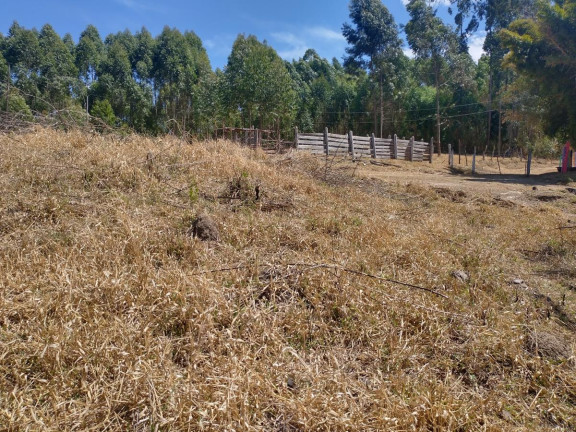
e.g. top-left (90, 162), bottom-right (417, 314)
top-left (271, 32), bottom-right (308, 60)
top-left (401, 0), bottom-right (451, 6)
top-left (307, 27), bottom-right (346, 42)
top-left (270, 27), bottom-right (347, 62)
top-left (468, 32), bottom-right (486, 62)
top-left (113, 0), bottom-right (159, 12)
top-left (271, 32), bottom-right (304, 46)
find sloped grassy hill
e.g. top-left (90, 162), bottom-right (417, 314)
top-left (0, 129), bottom-right (574, 431)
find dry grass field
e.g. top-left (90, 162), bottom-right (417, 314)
top-left (0, 128), bottom-right (575, 431)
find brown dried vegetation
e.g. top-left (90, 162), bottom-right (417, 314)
top-left (0, 129), bottom-right (575, 431)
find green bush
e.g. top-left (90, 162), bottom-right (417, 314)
top-left (90, 99), bottom-right (116, 127)
top-left (5, 92), bottom-right (33, 120)
top-left (531, 136), bottom-right (561, 159)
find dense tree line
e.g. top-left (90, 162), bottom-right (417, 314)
top-left (0, 0), bottom-right (573, 155)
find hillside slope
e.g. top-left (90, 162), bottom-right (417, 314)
top-left (0, 129), bottom-right (575, 431)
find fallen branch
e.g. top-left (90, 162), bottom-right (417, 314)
top-left (296, 263), bottom-right (449, 299)
top-left (191, 262), bottom-right (449, 299)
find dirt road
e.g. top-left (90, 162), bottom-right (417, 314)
top-left (354, 155), bottom-right (576, 216)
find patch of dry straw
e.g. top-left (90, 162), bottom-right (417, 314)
top-left (0, 128), bottom-right (575, 431)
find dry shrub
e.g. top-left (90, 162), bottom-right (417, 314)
top-left (0, 128), bottom-right (575, 431)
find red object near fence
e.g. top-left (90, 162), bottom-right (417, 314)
top-left (561, 141), bottom-right (571, 174)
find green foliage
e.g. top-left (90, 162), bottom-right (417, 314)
top-left (532, 135), bottom-right (561, 159)
top-left (153, 26), bottom-right (213, 134)
top-left (0, 10), bottom-right (558, 149)
top-left (342, 0), bottom-right (404, 136)
top-left (38, 24), bottom-right (79, 110)
top-left (501, 0), bottom-right (576, 141)
top-left (0, 52), bottom-right (8, 82)
top-left (76, 25), bottom-right (104, 86)
top-left (5, 91), bottom-right (33, 119)
top-left (90, 99), bottom-right (116, 126)
top-left (188, 182), bottom-right (200, 204)
top-left (224, 34), bottom-right (296, 132)
top-left (342, 0), bottom-right (402, 70)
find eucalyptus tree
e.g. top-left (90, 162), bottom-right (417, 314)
top-left (62, 33), bottom-right (75, 57)
top-left (3, 22), bottom-right (42, 110)
top-left (223, 34), bottom-right (296, 133)
top-left (132, 28), bottom-right (155, 86)
top-left (75, 25), bottom-right (105, 116)
top-left (38, 24), bottom-right (78, 110)
top-left (0, 51), bottom-right (10, 112)
top-left (290, 49), bottom-right (343, 133)
top-left (500, 0), bottom-right (576, 143)
top-left (76, 25), bottom-right (105, 87)
top-left (153, 26), bottom-right (212, 134)
top-left (342, 0), bottom-right (404, 137)
top-left (481, 0), bottom-right (536, 154)
top-left (405, 0), bottom-right (458, 154)
top-left (446, 0), bottom-right (536, 153)
top-left (93, 38), bottom-right (132, 124)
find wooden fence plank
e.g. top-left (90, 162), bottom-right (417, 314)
top-left (297, 145), bottom-right (325, 151)
top-left (326, 133), bottom-right (348, 139)
top-left (299, 133), bottom-right (324, 138)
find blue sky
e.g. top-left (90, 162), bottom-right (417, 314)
top-left (0, 0), bottom-right (485, 70)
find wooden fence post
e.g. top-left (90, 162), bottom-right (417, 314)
top-left (348, 130), bottom-right (354, 157)
top-left (324, 127), bottom-right (329, 155)
top-left (449, 144), bottom-right (453, 168)
top-left (429, 137), bottom-right (434, 163)
top-left (393, 134), bottom-right (398, 159)
top-left (526, 149), bottom-right (533, 176)
top-left (294, 127), bottom-right (299, 149)
top-left (370, 133), bottom-right (376, 158)
top-left (409, 136), bottom-right (415, 162)
top-left (472, 147), bottom-right (477, 174)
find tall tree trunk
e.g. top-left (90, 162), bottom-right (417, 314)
top-left (373, 86), bottom-right (378, 137)
top-left (486, 68), bottom-right (493, 157)
top-left (498, 98), bottom-right (502, 157)
top-left (379, 71), bottom-right (384, 138)
top-left (435, 64), bottom-right (441, 156)
top-left (6, 64), bottom-right (10, 112)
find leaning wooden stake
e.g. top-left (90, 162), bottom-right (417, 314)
top-left (429, 137), bottom-right (434, 163)
top-left (323, 127), bottom-right (329, 156)
top-left (370, 133), bottom-right (376, 158)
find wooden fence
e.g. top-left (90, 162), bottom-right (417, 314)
top-left (216, 126), bottom-right (294, 153)
top-left (295, 127), bottom-right (434, 163)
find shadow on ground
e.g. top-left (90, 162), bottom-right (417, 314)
top-left (452, 170), bottom-right (573, 188)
